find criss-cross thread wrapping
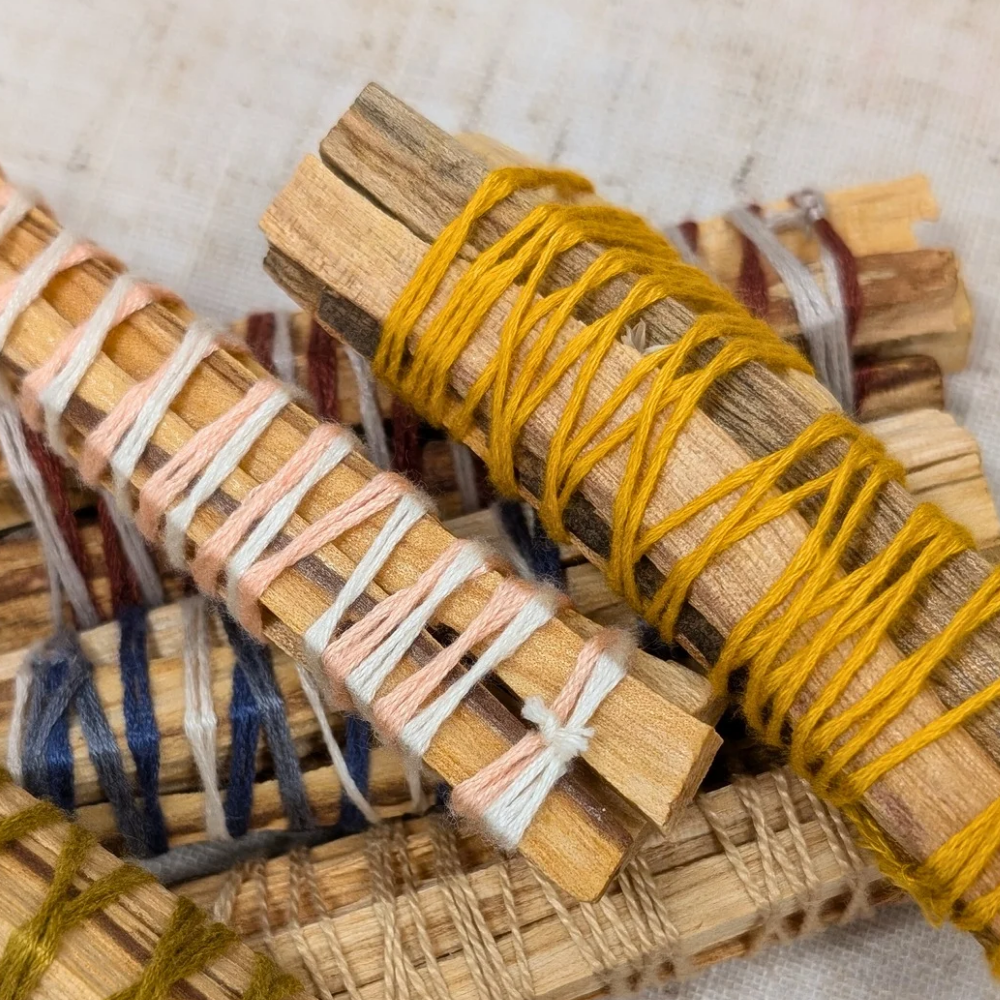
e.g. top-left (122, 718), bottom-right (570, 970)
top-left (0, 770), bottom-right (299, 1000)
top-left (0, 183), bottom-right (632, 856)
top-left (368, 164), bottom-right (1000, 957)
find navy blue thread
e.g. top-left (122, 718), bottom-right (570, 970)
top-left (219, 607), bottom-right (313, 834)
top-left (337, 715), bottom-right (372, 835)
top-left (23, 630), bottom-right (150, 855)
top-left (118, 604), bottom-right (169, 855)
top-left (224, 649), bottom-right (260, 839)
top-left (495, 501), bottom-right (566, 589)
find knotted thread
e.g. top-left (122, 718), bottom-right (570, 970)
top-left (372, 165), bottom-right (1000, 962)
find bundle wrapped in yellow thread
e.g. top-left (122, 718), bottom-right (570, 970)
top-left (262, 83), bottom-right (1000, 972)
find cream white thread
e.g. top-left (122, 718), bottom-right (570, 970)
top-left (225, 429), bottom-right (356, 618)
top-left (301, 492), bottom-right (432, 668)
top-left (6, 652), bottom-right (33, 784)
top-left (399, 592), bottom-right (560, 759)
top-left (481, 633), bottom-right (631, 852)
top-left (38, 274), bottom-right (139, 455)
top-left (271, 310), bottom-right (298, 385)
top-left (345, 344), bottom-right (391, 470)
top-left (346, 543), bottom-right (489, 708)
top-left (109, 318), bottom-right (220, 507)
top-left (181, 595), bottom-right (229, 840)
top-left (0, 230), bottom-right (79, 351)
top-left (163, 384), bottom-right (291, 567)
top-left (293, 659), bottom-right (380, 826)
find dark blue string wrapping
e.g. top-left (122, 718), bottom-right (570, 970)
top-left (21, 630), bottom-right (150, 855)
top-left (117, 604), bottom-right (169, 855)
top-left (495, 500), bottom-right (566, 589)
top-left (336, 715), bottom-right (372, 835)
top-left (219, 607), bottom-right (313, 835)
top-left (224, 653), bottom-right (259, 839)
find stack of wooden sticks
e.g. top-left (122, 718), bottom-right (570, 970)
top-left (0, 95), bottom-right (994, 993)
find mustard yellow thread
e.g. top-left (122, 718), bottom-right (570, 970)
top-left (375, 166), bottom-right (1000, 961)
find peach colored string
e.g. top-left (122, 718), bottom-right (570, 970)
top-left (136, 378), bottom-right (284, 541)
top-left (450, 628), bottom-right (633, 851)
top-left (236, 470), bottom-right (414, 637)
top-left (190, 421), bottom-right (353, 594)
top-left (20, 276), bottom-right (177, 454)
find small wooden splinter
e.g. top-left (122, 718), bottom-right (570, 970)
top-left (0, 180), bottom-right (720, 900)
top-left (261, 83), bottom-right (1000, 947)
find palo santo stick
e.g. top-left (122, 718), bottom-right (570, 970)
top-left (0, 188), bottom-right (720, 901)
top-left (76, 747), bottom-right (416, 849)
top-left (262, 84), bottom-right (1000, 942)
top-left (176, 768), bottom-right (893, 998)
top-left (0, 777), bottom-right (311, 1000)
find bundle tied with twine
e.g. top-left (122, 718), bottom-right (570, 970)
top-left (327, 162), bottom-right (1000, 962)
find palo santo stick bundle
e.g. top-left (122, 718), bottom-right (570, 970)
top-left (176, 767), bottom-right (894, 999)
top-left (0, 175), bottom-right (721, 900)
top-left (262, 84), bottom-right (1000, 961)
top-left (0, 774), bottom-right (307, 999)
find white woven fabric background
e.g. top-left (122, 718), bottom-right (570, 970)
top-left (1, 0), bottom-right (999, 995)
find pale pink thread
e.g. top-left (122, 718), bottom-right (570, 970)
top-left (135, 379), bottom-right (283, 540)
top-left (77, 333), bottom-right (218, 485)
top-left (20, 280), bottom-right (176, 428)
top-left (372, 576), bottom-right (538, 741)
top-left (449, 629), bottom-right (620, 820)
top-left (190, 421), bottom-right (350, 593)
top-left (320, 540), bottom-right (492, 701)
top-left (0, 242), bottom-right (114, 315)
top-left (237, 470), bottom-right (413, 637)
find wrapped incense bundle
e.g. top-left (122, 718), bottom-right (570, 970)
top-left (0, 174), bottom-right (721, 900)
top-left (0, 772), bottom-right (306, 998)
top-left (176, 767), bottom-right (893, 999)
top-left (262, 84), bottom-right (1000, 965)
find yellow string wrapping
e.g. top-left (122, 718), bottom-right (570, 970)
top-left (374, 165), bottom-right (1000, 966)
top-left (0, 770), bottom-right (300, 998)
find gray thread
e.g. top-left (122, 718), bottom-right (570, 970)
top-left (22, 630), bottom-right (150, 856)
top-left (137, 825), bottom-right (340, 886)
top-left (726, 203), bottom-right (854, 411)
top-left (662, 224), bottom-right (701, 267)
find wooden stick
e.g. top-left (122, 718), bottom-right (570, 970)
top-left (261, 83), bottom-right (1000, 942)
top-left (75, 748), bottom-right (417, 849)
top-left (0, 187), bottom-right (720, 900)
top-left (0, 778), bottom-right (312, 999)
top-left (175, 768), bottom-right (895, 999)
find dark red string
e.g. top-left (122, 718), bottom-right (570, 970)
top-left (23, 425), bottom-right (97, 621)
top-left (735, 204), bottom-right (770, 318)
top-left (678, 219), bottom-right (700, 255)
top-left (96, 495), bottom-right (142, 614)
top-left (813, 217), bottom-right (863, 342)
top-left (391, 398), bottom-right (422, 481)
top-left (306, 318), bottom-right (339, 422)
top-left (246, 312), bottom-right (277, 374)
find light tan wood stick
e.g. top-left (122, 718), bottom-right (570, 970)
top-left (261, 83), bottom-right (1000, 944)
top-left (0, 183), bottom-right (720, 900)
top-left (75, 748), bottom-right (417, 849)
top-left (176, 768), bottom-right (895, 999)
top-left (0, 777), bottom-right (312, 999)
